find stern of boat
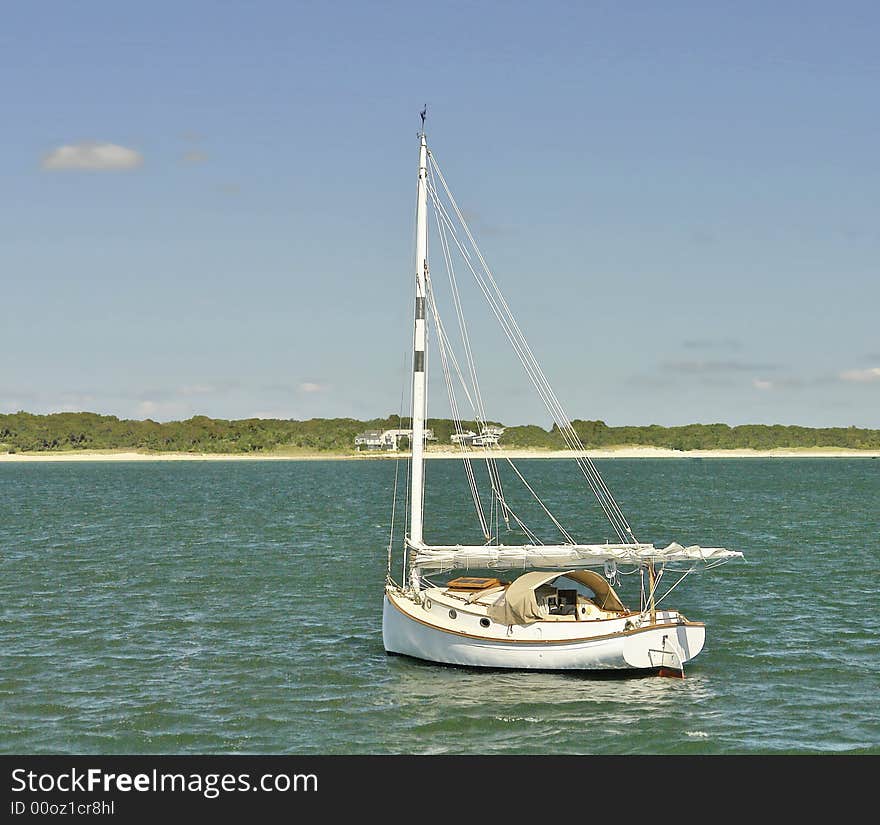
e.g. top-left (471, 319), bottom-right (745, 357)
top-left (622, 619), bottom-right (705, 671)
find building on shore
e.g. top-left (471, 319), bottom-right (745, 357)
top-left (354, 428), bottom-right (436, 451)
top-left (450, 426), bottom-right (505, 447)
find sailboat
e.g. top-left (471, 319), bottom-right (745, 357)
top-left (382, 113), bottom-right (743, 677)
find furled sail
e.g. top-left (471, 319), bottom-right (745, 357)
top-left (409, 541), bottom-right (743, 571)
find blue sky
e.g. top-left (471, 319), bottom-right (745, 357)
top-left (2, 1), bottom-right (878, 428)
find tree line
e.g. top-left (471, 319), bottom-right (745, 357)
top-left (1, 411), bottom-right (879, 453)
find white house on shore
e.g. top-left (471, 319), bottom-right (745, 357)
top-left (450, 426), bottom-right (505, 447)
top-left (354, 428), bottom-right (436, 451)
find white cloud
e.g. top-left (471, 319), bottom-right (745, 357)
top-left (753, 379), bottom-right (773, 390)
top-left (42, 141), bottom-right (143, 171)
top-left (299, 382), bottom-right (328, 393)
top-left (839, 367), bottom-right (880, 383)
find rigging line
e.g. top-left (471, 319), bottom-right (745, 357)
top-left (426, 279), bottom-right (491, 538)
top-left (427, 180), bottom-right (584, 437)
top-left (485, 447), bottom-right (511, 529)
top-left (401, 441), bottom-right (412, 585)
top-left (428, 155), bottom-right (635, 542)
top-left (651, 567), bottom-right (695, 609)
top-left (429, 186), bottom-right (515, 532)
top-left (427, 169), bottom-right (508, 519)
top-left (428, 306), bottom-right (544, 545)
top-left (401, 164), bottom-right (422, 588)
top-left (501, 454), bottom-right (575, 544)
top-left (428, 184), bottom-right (495, 429)
top-left (489, 487), bottom-right (544, 546)
top-left (426, 274), bottom-right (481, 460)
top-left (429, 286), bottom-right (544, 547)
top-left (427, 178), bottom-right (497, 439)
top-left (431, 155), bottom-right (579, 422)
top-left (386, 351), bottom-right (410, 581)
top-left (402, 412), bottom-right (413, 587)
top-left (386, 457), bottom-right (398, 576)
top-left (428, 161), bottom-right (599, 432)
top-left (427, 182), bottom-right (564, 441)
top-left (427, 211), bottom-right (623, 541)
top-left (705, 558), bottom-right (737, 570)
top-left (428, 283), bottom-right (541, 547)
top-left (428, 192), bottom-right (481, 412)
top-left (402, 333), bottom-right (415, 584)
top-left (425, 214), bottom-right (619, 543)
top-left (435, 361), bottom-right (490, 539)
top-left (454, 275), bottom-right (632, 539)
top-left (426, 181), bottom-right (629, 542)
top-left (640, 566), bottom-right (664, 618)
top-left (427, 166), bottom-right (488, 422)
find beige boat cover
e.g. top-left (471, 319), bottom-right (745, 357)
top-left (487, 571), bottom-right (557, 626)
top-left (487, 570), bottom-right (626, 626)
top-left (565, 569), bottom-right (626, 612)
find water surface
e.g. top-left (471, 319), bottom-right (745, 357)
top-left (1, 458), bottom-right (877, 754)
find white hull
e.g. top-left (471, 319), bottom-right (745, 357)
top-left (383, 589), bottom-right (705, 673)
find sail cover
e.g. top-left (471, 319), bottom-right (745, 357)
top-left (565, 569), bottom-right (626, 612)
top-left (486, 570), bottom-right (627, 626)
top-left (411, 541), bottom-right (743, 572)
top-left (486, 571), bottom-right (557, 625)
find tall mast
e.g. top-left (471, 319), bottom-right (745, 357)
top-left (409, 124), bottom-right (429, 547)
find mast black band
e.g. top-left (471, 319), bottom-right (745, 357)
top-left (415, 297), bottom-right (425, 319)
top-left (414, 351), bottom-right (425, 372)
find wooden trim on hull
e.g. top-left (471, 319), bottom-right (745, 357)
top-left (384, 589), bottom-right (703, 646)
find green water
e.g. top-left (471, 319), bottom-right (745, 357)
top-left (1, 458), bottom-right (877, 754)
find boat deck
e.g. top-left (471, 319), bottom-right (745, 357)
top-left (427, 580), bottom-right (629, 622)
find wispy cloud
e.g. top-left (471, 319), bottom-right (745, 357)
top-left (662, 359), bottom-right (778, 374)
top-left (839, 367), bottom-right (880, 383)
top-left (299, 382), bottom-right (328, 394)
top-left (689, 228), bottom-right (717, 247)
top-left (753, 379), bottom-right (774, 390)
top-left (134, 385), bottom-right (224, 403)
top-left (181, 150), bottom-right (207, 164)
top-left (42, 141), bottom-right (143, 171)
top-left (681, 338), bottom-right (741, 351)
top-left (178, 383), bottom-right (219, 396)
top-left (0, 389), bottom-right (99, 413)
top-left (461, 209), bottom-right (511, 237)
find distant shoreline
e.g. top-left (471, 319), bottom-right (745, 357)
top-left (4, 412), bottom-right (879, 457)
top-left (2, 446), bottom-right (880, 462)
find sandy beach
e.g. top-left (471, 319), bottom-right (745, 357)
top-left (2, 446), bottom-right (879, 462)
